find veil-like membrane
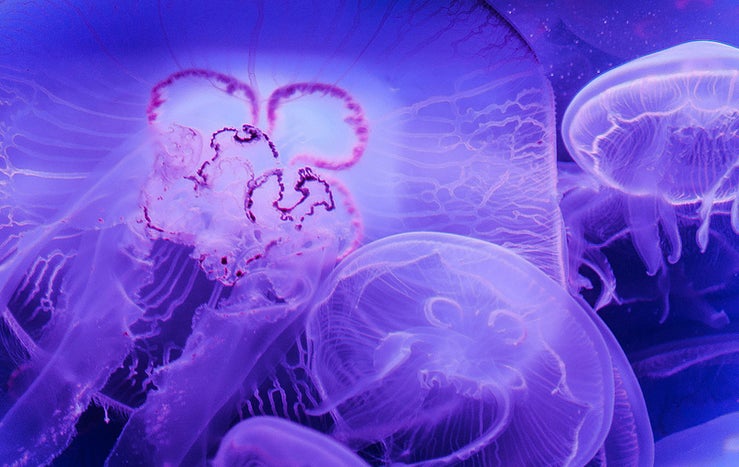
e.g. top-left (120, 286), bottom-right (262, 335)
top-left (0, 1), bottom-right (566, 465)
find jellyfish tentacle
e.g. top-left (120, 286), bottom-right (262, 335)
top-left (657, 197), bottom-right (682, 264)
top-left (626, 195), bottom-right (664, 275)
top-left (695, 195), bottom-right (714, 252)
top-left (582, 247), bottom-right (618, 311)
top-left (409, 380), bottom-right (514, 466)
top-left (656, 267), bottom-right (671, 324)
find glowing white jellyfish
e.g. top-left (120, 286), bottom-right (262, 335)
top-left (562, 41), bottom-right (739, 275)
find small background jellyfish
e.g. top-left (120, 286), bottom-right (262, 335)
top-left (554, 37), bottom-right (739, 454)
top-left (557, 42), bottom-right (739, 329)
top-left (488, 0), bottom-right (739, 161)
top-left (563, 41), bottom-right (739, 265)
top-left (654, 411), bottom-right (739, 465)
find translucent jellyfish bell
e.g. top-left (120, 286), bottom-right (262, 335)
top-left (306, 232), bottom-right (614, 466)
top-left (562, 41), bottom-right (739, 275)
top-left (212, 417), bottom-right (369, 467)
top-left (655, 411), bottom-right (739, 466)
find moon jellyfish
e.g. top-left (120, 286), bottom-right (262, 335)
top-left (306, 232), bottom-right (614, 466)
top-left (571, 295), bottom-right (654, 467)
top-left (654, 411), bottom-right (739, 466)
top-left (128, 0), bottom-right (565, 283)
top-left (562, 41), bottom-right (739, 276)
top-left (212, 416), bottom-right (369, 467)
top-left (87, 1), bottom-right (565, 464)
top-left (141, 70), bottom-right (361, 285)
top-left (0, 0), bottom-right (578, 464)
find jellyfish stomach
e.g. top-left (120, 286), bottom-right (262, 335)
top-left (661, 108), bottom-right (739, 251)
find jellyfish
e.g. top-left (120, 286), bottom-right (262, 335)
top-left (632, 333), bottom-right (739, 440)
top-left (568, 295), bottom-right (654, 467)
top-left (654, 411), bottom-right (739, 466)
top-left (229, 249), bottom-right (656, 467)
top-left (562, 40), bottom-right (739, 276)
top-left (212, 416), bottom-right (369, 467)
top-left (2, 0), bottom-right (570, 464)
top-left (0, 57), bottom-right (157, 462)
top-left (305, 232), bottom-right (614, 466)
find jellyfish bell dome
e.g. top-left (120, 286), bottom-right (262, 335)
top-left (562, 40), bottom-right (739, 274)
top-left (305, 232), bottom-right (614, 466)
top-left (212, 417), bottom-right (369, 467)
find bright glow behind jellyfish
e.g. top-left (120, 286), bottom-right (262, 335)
top-left (132, 0), bottom-right (566, 284)
top-left (141, 70), bottom-right (364, 284)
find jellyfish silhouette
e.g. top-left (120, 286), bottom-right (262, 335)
top-left (562, 40), bottom-right (739, 276)
top-left (305, 232), bottom-right (614, 466)
top-left (212, 416), bottom-right (369, 467)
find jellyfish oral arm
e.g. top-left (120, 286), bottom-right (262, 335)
top-left (626, 195), bottom-right (682, 276)
top-left (0, 228), bottom-right (146, 466)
